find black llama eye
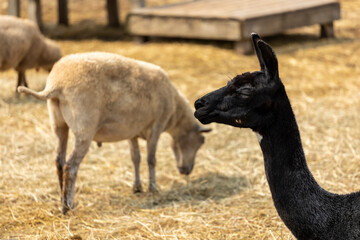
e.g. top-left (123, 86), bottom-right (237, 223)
top-left (237, 86), bottom-right (253, 98)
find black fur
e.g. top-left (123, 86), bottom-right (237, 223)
top-left (194, 33), bottom-right (360, 240)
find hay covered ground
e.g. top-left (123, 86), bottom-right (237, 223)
top-left (0, 0), bottom-right (360, 239)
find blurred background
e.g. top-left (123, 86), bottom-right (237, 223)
top-left (0, 0), bottom-right (359, 239)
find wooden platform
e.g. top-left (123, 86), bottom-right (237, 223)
top-left (126, 0), bottom-right (340, 53)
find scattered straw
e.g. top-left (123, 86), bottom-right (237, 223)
top-left (0, 0), bottom-right (360, 239)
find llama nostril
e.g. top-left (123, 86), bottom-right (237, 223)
top-left (195, 99), bottom-right (205, 109)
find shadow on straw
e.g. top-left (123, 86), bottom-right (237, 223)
top-left (133, 172), bottom-right (249, 209)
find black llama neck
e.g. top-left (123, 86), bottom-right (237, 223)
top-left (192, 33), bottom-right (360, 239)
top-left (257, 85), bottom-right (347, 239)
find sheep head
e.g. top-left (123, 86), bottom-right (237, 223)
top-left (171, 125), bottom-right (211, 175)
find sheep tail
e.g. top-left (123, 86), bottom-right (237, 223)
top-left (17, 86), bottom-right (59, 100)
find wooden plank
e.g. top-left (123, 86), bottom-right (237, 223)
top-left (229, 1), bottom-right (340, 19)
top-left (128, 15), bottom-right (241, 41)
top-left (130, 0), bottom-right (339, 20)
top-left (8, 0), bottom-right (20, 16)
top-left (242, 3), bottom-right (340, 37)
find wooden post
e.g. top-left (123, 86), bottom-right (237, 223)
top-left (28, 0), bottom-right (43, 29)
top-left (234, 40), bottom-right (253, 55)
top-left (58, 0), bottom-right (69, 26)
top-left (106, 0), bottom-right (120, 27)
top-left (133, 36), bottom-right (150, 44)
top-left (320, 22), bottom-right (335, 38)
top-left (8, 0), bottom-right (21, 16)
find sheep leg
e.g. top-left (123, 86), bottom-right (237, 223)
top-left (129, 138), bottom-right (143, 193)
top-left (48, 99), bottom-right (69, 193)
top-left (62, 137), bottom-right (91, 214)
top-left (16, 72), bottom-right (22, 88)
top-left (147, 132), bottom-right (160, 192)
top-left (16, 71), bottom-right (24, 94)
top-left (22, 74), bottom-right (28, 87)
top-left (54, 125), bottom-right (69, 192)
top-left (17, 71), bottom-right (28, 88)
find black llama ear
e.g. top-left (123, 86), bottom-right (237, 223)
top-left (257, 40), bottom-right (279, 80)
top-left (251, 33), bottom-right (265, 72)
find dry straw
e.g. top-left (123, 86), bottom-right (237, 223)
top-left (0, 0), bottom-right (360, 239)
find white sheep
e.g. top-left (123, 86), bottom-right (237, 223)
top-left (0, 15), bottom-right (61, 92)
top-left (18, 52), bottom-right (211, 214)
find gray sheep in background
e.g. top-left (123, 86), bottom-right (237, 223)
top-left (0, 15), bottom-right (61, 92)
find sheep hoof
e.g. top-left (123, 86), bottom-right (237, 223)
top-left (62, 206), bottom-right (70, 215)
top-left (62, 201), bottom-right (75, 215)
top-left (132, 184), bottom-right (143, 193)
top-left (148, 184), bottom-right (159, 193)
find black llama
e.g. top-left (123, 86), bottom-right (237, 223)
top-left (194, 33), bottom-right (360, 240)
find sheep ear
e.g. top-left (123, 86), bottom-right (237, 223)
top-left (257, 40), bottom-right (279, 80)
top-left (198, 126), bottom-right (212, 133)
top-left (251, 33), bottom-right (265, 72)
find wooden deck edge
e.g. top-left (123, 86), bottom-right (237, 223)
top-left (127, 15), bottom-right (242, 41)
top-left (127, 1), bottom-right (340, 41)
top-left (241, 3), bottom-right (340, 38)
top-left (129, 1), bottom-right (340, 21)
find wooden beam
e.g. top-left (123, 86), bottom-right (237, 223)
top-left (106, 0), bottom-right (120, 27)
top-left (58, 0), bottom-right (69, 26)
top-left (128, 15), bottom-right (241, 41)
top-left (8, 0), bottom-right (21, 17)
top-left (28, 0), bottom-right (43, 29)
